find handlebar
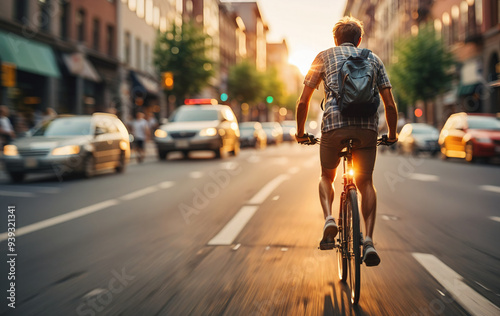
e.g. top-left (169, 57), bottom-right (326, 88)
top-left (297, 132), bottom-right (320, 145)
top-left (377, 134), bottom-right (397, 146)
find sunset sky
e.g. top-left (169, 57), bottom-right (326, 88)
top-left (256, 0), bottom-right (348, 75)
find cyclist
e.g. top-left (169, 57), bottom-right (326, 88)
top-left (295, 16), bottom-right (398, 266)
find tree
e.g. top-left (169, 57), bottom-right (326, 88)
top-left (227, 60), bottom-right (265, 105)
top-left (262, 67), bottom-right (286, 107)
top-left (154, 22), bottom-right (214, 106)
top-left (389, 24), bottom-right (455, 121)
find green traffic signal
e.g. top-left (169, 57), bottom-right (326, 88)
top-left (221, 93), bottom-right (228, 102)
top-left (266, 96), bottom-right (273, 103)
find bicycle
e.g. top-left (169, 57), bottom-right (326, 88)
top-left (299, 133), bottom-right (395, 305)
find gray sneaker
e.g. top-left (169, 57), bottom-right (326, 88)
top-left (319, 216), bottom-right (338, 250)
top-left (363, 240), bottom-right (381, 266)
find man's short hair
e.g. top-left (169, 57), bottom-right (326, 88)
top-left (333, 16), bottom-right (364, 46)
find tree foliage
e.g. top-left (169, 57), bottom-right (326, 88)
top-left (389, 24), bottom-right (455, 107)
top-left (227, 60), bottom-right (265, 105)
top-left (154, 22), bottom-right (214, 105)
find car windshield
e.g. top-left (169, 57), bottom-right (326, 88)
top-left (32, 117), bottom-right (92, 136)
top-left (170, 108), bottom-right (219, 122)
top-left (412, 125), bottom-right (438, 134)
top-left (467, 117), bottom-right (500, 130)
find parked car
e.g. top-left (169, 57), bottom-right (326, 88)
top-left (154, 101), bottom-right (240, 159)
top-left (261, 122), bottom-right (283, 145)
top-left (280, 120), bottom-right (297, 142)
top-left (239, 122), bottom-right (267, 149)
top-left (398, 123), bottom-right (440, 156)
top-left (2, 113), bottom-right (130, 182)
top-left (439, 112), bottom-right (500, 162)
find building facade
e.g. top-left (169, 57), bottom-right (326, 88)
top-left (345, 0), bottom-right (500, 127)
top-left (117, 0), bottom-right (179, 122)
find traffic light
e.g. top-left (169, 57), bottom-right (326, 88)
top-left (266, 96), bottom-right (273, 104)
top-left (161, 71), bottom-right (174, 90)
top-left (220, 93), bottom-right (228, 102)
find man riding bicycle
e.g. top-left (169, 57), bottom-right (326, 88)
top-left (295, 16), bottom-right (398, 266)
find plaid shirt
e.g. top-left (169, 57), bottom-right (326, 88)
top-left (304, 43), bottom-right (392, 133)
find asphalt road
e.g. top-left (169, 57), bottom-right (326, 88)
top-left (0, 143), bottom-right (499, 316)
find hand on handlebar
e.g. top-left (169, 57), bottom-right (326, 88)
top-left (377, 134), bottom-right (398, 146)
top-left (296, 132), bottom-right (320, 145)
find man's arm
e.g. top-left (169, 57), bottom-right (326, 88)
top-left (379, 87), bottom-right (398, 141)
top-left (295, 85), bottom-right (315, 139)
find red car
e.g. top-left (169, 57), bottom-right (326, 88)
top-left (438, 112), bottom-right (500, 162)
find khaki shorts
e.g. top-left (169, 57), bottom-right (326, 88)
top-left (320, 127), bottom-right (378, 175)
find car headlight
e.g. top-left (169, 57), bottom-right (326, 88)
top-left (475, 137), bottom-right (492, 144)
top-left (200, 128), bottom-right (218, 137)
top-left (51, 145), bottom-right (80, 156)
top-left (3, 145), bottom-right (18, 156)
top-left (154, 129), bottom-right (168, 138)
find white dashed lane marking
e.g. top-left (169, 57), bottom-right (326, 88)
top-left (489, 216), bottom-right (500, 223)
top-left (408, 173), bottom-right (439, 182)
top-left (480, 185), bottom-right (500, 194)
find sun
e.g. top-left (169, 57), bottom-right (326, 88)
top-left (289, 49), bottom-right (316, 76)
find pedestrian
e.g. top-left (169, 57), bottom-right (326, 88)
top-left (130, 111), bottom-right (150, 163)
top-left (0, 105), bottom-right (16, 148)
top-left (295, 16), bottom-right (398, 266)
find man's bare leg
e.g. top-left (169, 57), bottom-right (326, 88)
top-left (319, 166), bottom-right (338, 248)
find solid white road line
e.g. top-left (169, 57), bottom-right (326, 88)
top-left (412, 253), bottom-right (500, 316)
top-left (489, 216), bottom-right (500, 223)
top-left (0, 200), bottom-right (119, 242)
top-left (158, 181), bottom-right (175, 189)
top-left (408, 173), bottom-right (439, 182)
top-left (480, 185), bottom-right (500, 194)
top-left (247, 174), bottom-right (290, 205)
top-left (208, 206), bottom-right (259, 245)
top-left (119, 186), bottom-right (159, 201)
top-left (0, 181), bottom-right (175, 241)
top-left (0, 190), bottom-right (36, 198)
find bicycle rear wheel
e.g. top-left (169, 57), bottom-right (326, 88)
top-left (347, 188), bottom-right (361, 304)
top-left (337, 193), bottom-right (347, 282)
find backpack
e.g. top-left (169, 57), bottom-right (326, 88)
top-left (334, 48), bottom-right (380, 117)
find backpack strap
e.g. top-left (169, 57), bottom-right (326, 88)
top-left (360, 48), bottom-right (371, 59)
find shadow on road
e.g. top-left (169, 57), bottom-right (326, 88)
top-left (323, 281), bottom-right (367, 316)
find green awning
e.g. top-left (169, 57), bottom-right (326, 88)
top-left (457, 83), bottom-right (479, 96)
top-left (0, 30), bottom-right (60, 78)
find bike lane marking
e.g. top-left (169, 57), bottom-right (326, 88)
top-left (412, 252), bottom-right (500, 316)
top-left (0, 181), bottom-right (176, 242)
top-left (208, 174), bottom-right (290, 246)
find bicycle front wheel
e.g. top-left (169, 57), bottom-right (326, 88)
top-left (347, 188), bottom-right (361, 304)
